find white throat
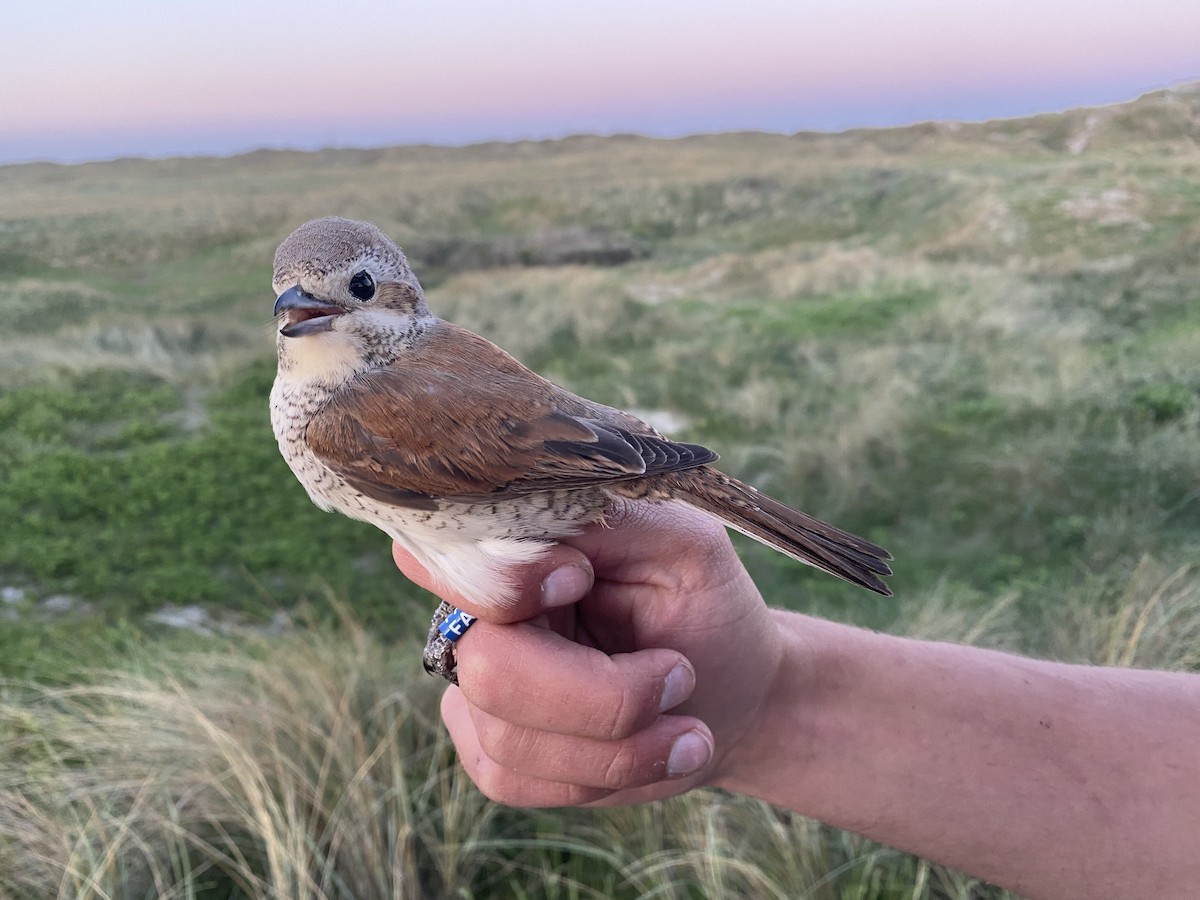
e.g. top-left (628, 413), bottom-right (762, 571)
top-left (275, 309), bottom-right (431, 387)
top-left (276, 327), bottom-right (366, 387)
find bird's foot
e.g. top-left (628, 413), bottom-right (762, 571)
top-left (423, 601), bottom-right (476, 685)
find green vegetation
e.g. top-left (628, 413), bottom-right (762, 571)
top-left (1, 83), bottom-right (1199, 896)
top-left (0, 362), bottom-right (432, 645)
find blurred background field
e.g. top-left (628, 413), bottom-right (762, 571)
top-left (1, 85), bottom-right (1199, 897)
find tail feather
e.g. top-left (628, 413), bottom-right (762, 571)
top-left (669, 468), bottom-right (893, 596)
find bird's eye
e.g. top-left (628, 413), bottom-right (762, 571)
top-left (348, 271), bottom-right (376, 301)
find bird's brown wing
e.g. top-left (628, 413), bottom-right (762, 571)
top-left (305, 329), bottom-right (715, 508)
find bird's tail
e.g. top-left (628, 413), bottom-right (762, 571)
top-left (668, 468), bottom-right (893, 596)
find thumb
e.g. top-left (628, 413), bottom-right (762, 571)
top-left (392, 541), bottom-right (595, 624)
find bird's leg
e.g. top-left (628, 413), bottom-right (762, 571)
top-left (423, 600), bottom-right (463, 684)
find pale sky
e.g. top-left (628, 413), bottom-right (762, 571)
top-left (3, 0), bottom-right (1199, 164)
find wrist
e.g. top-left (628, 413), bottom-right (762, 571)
top-left (708, 609), bottom-right (849, 798)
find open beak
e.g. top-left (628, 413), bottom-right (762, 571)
top-left (274, 286), bottom-right (346, 338)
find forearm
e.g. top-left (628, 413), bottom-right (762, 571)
top-left (714, 610), bottom-right (1200, 899)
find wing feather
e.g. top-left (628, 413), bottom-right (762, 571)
top-left (304, 324), bottom-right (716, 507)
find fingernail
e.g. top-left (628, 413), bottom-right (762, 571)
top-left (659, 662), bottom-right (694, 712)
top-left (667, 730), bottom-right (713, 778)
top-left (541, 564), bottom-right (591, 609)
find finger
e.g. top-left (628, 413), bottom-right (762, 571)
top-left (392, 541), bottom-right (594, 624)
top-left (458, 622), bottom-right (696, 738)
top-left (442, 686), bottom-right (612, 807)
top-left (469, 702), bottom-right (715, 791)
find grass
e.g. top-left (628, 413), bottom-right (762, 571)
top-left (1, 82), bottom-right (1199, 895)
top-left (0, 363), bottom-right (433, 637)
top-left (4, 561), bottom-right (1199, 899)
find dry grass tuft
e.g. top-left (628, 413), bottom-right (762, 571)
top-left (8, 565), bottom-right (1200, 897)
top-left (0, 620), bottom-right (496, 898)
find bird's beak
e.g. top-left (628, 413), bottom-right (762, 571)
top-left (274, 285), bottom-right (346, 338)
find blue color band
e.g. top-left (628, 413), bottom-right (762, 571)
top-left (437, 607), bottom-right (477, 643)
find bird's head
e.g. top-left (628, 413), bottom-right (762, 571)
top-left (272, 217), bottom-right (432, 379)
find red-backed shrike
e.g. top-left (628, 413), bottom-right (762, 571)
top-left (270, 217), bottom-right (891, 680)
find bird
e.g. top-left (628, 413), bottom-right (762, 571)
top-left (269, 216), bottom-right (892, 681)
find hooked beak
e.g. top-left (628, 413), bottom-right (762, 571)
top-left (274, 286), bottom-right (346, 338)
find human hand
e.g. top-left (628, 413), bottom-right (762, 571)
top-left (392, 500), bottom-right (785, 807)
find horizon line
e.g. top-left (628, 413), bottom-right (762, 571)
top-left (3, 78), bottom-right (1197, 170)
